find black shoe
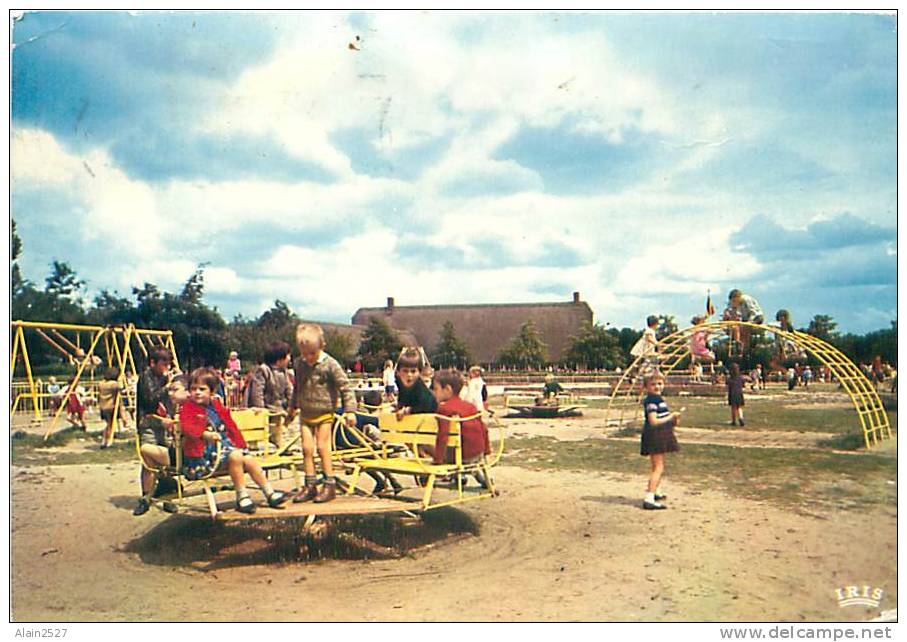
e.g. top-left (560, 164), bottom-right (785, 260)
top-left (267, 490), bottom-right (289, 508)
top-left (133, 498), bottom-right (151, 516)
top-left (643, 500), bottom-right (667, 510)
top-left (738, 419), bottom-right (745, 427)
top-left (236, 496), bottom-right (257, 514)
top-left (162, 501), bottom-right (179, 513)
top-left (654, 493), bottom-right (667, 501)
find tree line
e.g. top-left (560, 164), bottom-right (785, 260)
top-left (10, 219), bottom-right (896, 373)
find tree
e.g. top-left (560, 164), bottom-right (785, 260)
top-left (130, 271), bottom-right (228, 369)
top-left (498, 321), bottom-right (548, 369)
top-left (358, 317), bottom-right (403, 371)
top-left (132, 282), bottom-right (162, 304)
top-left (615, 327), bottom-right (642, 364)
top-left (806, 315), bottom-right (838, 342)
top-left (180, 264), bottom-right (209, 304)
top-left (324, 330), bottom-right (355, 367)
top-left (656, 314), bottom-right (678, 340)
top-left (225, 301), bottom-right (300, 370)
top-left (45, 260), bottom-right (85, 302)
top-left (257, 300), bottom-right (296, 329)
top-left (431, 321), bottom-right (472, 369)
top-left (10, 218), bottom-right (26, 297)
top-left (88, 289), bottom-right (136, 325)
top-left (563, 322), bottom-right (621, 370)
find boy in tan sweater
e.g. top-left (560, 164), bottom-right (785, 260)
top-left (288, 324), bottom-right (357, 503)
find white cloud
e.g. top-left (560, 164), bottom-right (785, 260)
top-left (11, 128), bottom-right (163, 259)
top-left (613, 227), bottom-right (762, 297)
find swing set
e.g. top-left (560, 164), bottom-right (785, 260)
top-left (10, 320), bottom-right (179, 441)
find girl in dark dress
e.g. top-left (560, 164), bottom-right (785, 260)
top-left (640, 371), bottom-right (680, 510)
top-left (727, 362), bottom-right (747, 426)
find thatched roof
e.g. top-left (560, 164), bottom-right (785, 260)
top-left (351, 293), bottom-right (593, 363)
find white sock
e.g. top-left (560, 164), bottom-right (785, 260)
top-left (645, 492), bottom-right (655, 503)
top-left (236, 488), bottom-right (249, 501)
top-left (262, 482), bottom-right (274, 497)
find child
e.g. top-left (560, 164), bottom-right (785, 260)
top-left (463, 365), bottom-right (489, 415)
top-left (46, 376), bottom-right (62, 412)
top-left (247, 341), bottom-right (294, 449)
top-left (395, 348), bottom-right (438, 419)
top-left (726, 362), bottom-right (747, 426)
top-left (430, 370), bottom-right (492, 483)
top-left (802, 365), bottom-right (813, 389)
top-left (97, 367), bottom-right (123, 449)
top-left (226, 350), bottom-right (242, 375)
top-left (65, 381), bottom-right (87, 430)
top-left (726, 289), bottom-right (764, 354)
top-left (640, 371), bottom-right (680, 510)
top-left (630, 315), bottom-right (659, 370)
top-left (287, 324), bottom-right (358, 504)
top-left (180, 367), bottom-right (289, 514)
top-left (689, 315), bottom-right (716, 373)
top-left (543, 373), bottom-right (564, 403)
top-left (134, 349), bottom-right (187, 517)
top-left (421, 364), bottom-right (435, 388)
top-left (382, 359), bottom-right (397, 404)
top-left (749, 364), bottom-right (764, 391)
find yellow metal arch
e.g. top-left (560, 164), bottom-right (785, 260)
top-left (606, 320), bottom-right (892, 449)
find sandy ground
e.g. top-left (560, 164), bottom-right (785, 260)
top-left (502, 408), bottom-right (847, 450)
top-left (11, 441), bottom-right (897, 622)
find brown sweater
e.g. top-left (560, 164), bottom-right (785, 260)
top-left (290, 352), bottom-right (357, 417)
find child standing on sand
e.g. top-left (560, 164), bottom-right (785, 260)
top-left (640, 371), bottom-right (680, 510)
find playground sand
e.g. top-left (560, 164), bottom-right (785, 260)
top-left (10, 454), bottom-right (896, 622)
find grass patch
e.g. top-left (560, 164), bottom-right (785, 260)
top-left (11, 428), bottom-right (136, 466)
top-left (816, 432), bottom-right (872, 451)
top-left (592, 394), bottom-right (896, 436)
top-left (503, 435), bottom-right (897, 512)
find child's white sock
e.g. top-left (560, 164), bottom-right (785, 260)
top-left (645, 492), bottom-right (656, 504)
top-left (262, 481), bottom-right (274, 497)
top-left (236, 487), bottom-right (249, 501)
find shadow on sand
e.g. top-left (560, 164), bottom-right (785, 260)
top-left (119, 507), bottom-right (478, 571)
top-left (578, 494), bottom-right (641, 508)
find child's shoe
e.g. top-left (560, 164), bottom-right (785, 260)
top-left (267, 490), bottom-right (289, 508)
top-left (236, 496), bottom-right (257, 514)
top-left (293, 484), bottom-right (319, 503)
top-left (313, 483), bottom-right (336, 503)
top-left (643, 500), bottom-right (667, 510)
top-left (654, 493), bottom-right (667, 501)
top-left (132, 497), bottom-right (151, 516)
top-left (738, 418), bottom-right (745, 427)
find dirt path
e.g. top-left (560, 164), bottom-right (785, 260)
top-left (11, 461), bottom-right (896, 621)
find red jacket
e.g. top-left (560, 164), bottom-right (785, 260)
top-left (434, 396), bottom-right (491, 464)
top-left (179, 398), bottom-right (247, 458)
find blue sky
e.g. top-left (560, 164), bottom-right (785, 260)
top-left (10, 10), bottom-right (897, 333)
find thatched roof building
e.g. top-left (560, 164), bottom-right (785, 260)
top-left (301, 320), bottom-right (418, 356)
top-left (351, 293), bottom-right (593, 363)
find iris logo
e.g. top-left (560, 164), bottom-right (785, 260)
top-left (835, 585), bottom-right (884, 608)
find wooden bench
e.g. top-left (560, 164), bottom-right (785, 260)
top-left (346, 412), bottom-right (503, 510)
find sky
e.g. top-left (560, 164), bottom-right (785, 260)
top-left (9, 10), bottom-right (898, 333)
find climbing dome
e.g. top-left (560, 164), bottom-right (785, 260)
top-left (606, 320), bottom-right (892, 449)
